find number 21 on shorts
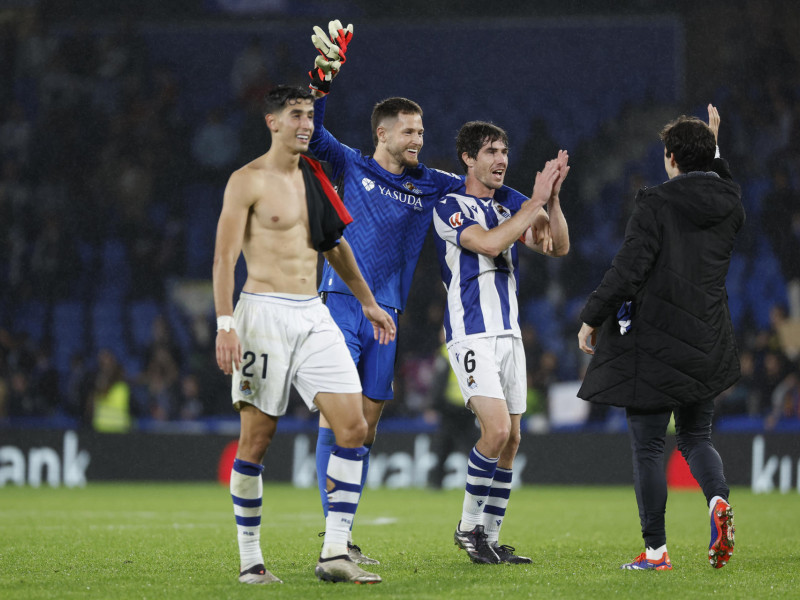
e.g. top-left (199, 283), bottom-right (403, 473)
top-left (242, 351), bottom-right (269, 379)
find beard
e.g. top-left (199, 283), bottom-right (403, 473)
top-left (389, 145), bottom-right (420, 168)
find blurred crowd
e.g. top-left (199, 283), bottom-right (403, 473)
top-left (1, 4), bottom-right (799, 433)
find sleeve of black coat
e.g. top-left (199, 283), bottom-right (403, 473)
top-left (712, 158), bottom-right (745, 228)
top-left (580, 194), bottom-right (662, 327)
top-left (711, 157), bottom-right (733, 181)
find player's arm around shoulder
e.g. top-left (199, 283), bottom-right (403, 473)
top-left (213, 167), bottom-right (259, 375)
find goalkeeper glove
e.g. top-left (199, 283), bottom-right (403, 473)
top-left (309, 20), bottom-right (353, 96)
top-left (312, 26), bottom-right (342, 74)
top-left (326, 20), bottom-right (353, 64)
top-left (308, 55), bottom-right (335, 96)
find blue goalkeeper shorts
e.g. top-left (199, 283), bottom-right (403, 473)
top-left (323, 292), bottom-right (398, 401)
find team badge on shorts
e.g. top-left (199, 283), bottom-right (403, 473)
top-left (239, 381), bottom-right (253, 396)
top-left (467, 375), bottom-right (477, 389)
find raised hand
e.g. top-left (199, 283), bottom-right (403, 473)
top-left (551, 149), bottom-right (570, 199)
top-left (309, 20), bottom-right (354, 97)
top-left (309, 55), bottom-right (335, 96)
top-left (707, 104), bottom-right (720, 144)
top-left (531, 158), bottom-right (560, 209)
top-left (312, 25), bottom-right (342, 73)
top-left (327, 20), bottom-right (353, 63)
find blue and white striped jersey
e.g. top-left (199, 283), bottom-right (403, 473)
top-left (433, 191), bottom-right (526, 344)
top-left (309, 96), bottom-right (528, 312)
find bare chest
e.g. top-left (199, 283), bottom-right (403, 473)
top-left (251, 172), bottom-right (308, 231)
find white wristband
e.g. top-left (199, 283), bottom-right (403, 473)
top-left (715, 145), bottom-right (720, 159)
top-left (216, 315), bottom-right (235, 332)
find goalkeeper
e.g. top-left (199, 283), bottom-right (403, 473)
top-left (305, 20), bottom-right (553, 565)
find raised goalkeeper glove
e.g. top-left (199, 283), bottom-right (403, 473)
top-left (311, 26), bottom-right (342, 73)
top-left (326, 20), bottom-right (353, 64)
top-left (309, 20), bottom-right (353, 96)
top-left (308, 55), bottom-right (334, 96)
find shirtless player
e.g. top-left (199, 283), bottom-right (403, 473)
top-left (212, 85), bottom-right (395, 585)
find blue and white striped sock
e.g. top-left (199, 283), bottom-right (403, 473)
top-left (315, 427), bottom-right (336, 517)
top-left (483, 467), bottom-right (512, 545)
top-left (321, 445), bottom-right (365, 559)
top-left (230, 458), bottom-right (264, 570)
top-left (460, 447), bottom-right (498, 531)
top-left (350, 443), bottom-right (371, 540)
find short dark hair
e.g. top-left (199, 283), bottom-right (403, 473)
top-left (262, 85), bottom-right (314, 118)
top-left (659, 116), bottom-right (715, 173)
top-left (455, 121), bottom-right (509, 173)
top-left (370, 97), bottom-right (423, 146)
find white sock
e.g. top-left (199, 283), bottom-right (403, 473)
top-left (230, 459), bottom-right (264, 570)
top-left (646, 544), bottom-right (667, 560)
top-left (321, 445), bottom-right (364, 559)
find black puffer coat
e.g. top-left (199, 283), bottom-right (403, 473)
top-left (578, 159), bottom-right (744, 411)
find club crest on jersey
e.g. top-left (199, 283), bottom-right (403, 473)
top-left (449, 212), bottom-right (463, 228)
top-left (239, 381), bottom-right (253, 396)
top-left (467, 375), bottom-right (477, 389)
top-left (362, 177), bottom-right (375, 191)
top-left (496, 204), bottom-right (510, 217)
top-left (403, 181), bottom-right (422, 195)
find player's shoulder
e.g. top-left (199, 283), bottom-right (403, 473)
top-left (227, 160), bottom-right (260, 190)
top-left (429, 167), bottom-right (462, 180)
top-left (331, 146), bottom-right (374, 173)
top-left (224, 156), bottom-right (276, 204)
top-left (435, 191), bottom-right (478, 222)
top-left (440, 190), bottom-right (477, 205)
top-left (399, 164), bottom-right (464, 201)
top-left (413, 164), bottom-right (462, 183)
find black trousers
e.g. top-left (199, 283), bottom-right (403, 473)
top-left (626, 399), bottom-right (730, 549)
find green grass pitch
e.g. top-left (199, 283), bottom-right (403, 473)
top-left (0, 483), bottom-right (797, 599)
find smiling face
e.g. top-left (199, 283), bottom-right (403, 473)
top-left (377, 111), bottom-right (424, 170)
top-left (266, 97), bottom-right (315, 153)
top-left (465, 138), bottom-right (509, 195)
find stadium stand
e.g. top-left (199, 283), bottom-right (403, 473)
top-left (1, 2), bottom-right (799, 434)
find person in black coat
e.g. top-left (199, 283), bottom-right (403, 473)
top-left (577, 105), bottom-right (742, 571)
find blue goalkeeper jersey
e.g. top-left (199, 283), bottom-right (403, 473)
top-left (310, 96), bottom-right (527, 312)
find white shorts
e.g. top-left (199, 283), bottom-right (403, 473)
top-left (447, 335), bottom-right (527, 414)
top-left (231, 292), bottom-right (361, 416)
